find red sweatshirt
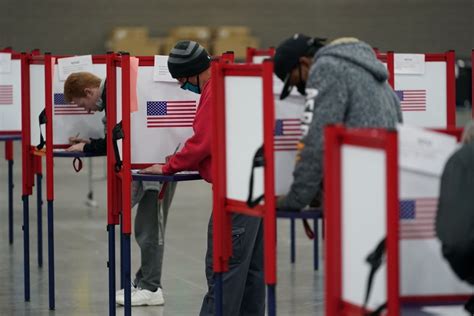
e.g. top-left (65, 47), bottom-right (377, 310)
top-left (162, 79), bottom-right (213, 183)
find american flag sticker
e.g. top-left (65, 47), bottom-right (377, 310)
top-left (399, 198), bottom-right (437, 240)
top-left (0, 84), bottom-right (13, 105)
top-left (54, 93), bottom-right (92, 115)
top-left (395, 90), bottom-right (427, 112)
top-left (274, 119), bottom-right (302, 151)
top-left (146, 100), bottom-right (197, 128)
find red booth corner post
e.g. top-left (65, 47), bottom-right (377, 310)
top-left (210, 59), bottom-right (277, 285)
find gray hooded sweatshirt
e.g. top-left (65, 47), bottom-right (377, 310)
top-left (281, 39), bottom-right (402, 210)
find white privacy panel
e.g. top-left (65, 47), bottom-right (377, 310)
top-left (52, 64), bottom-right (105, 145)
top-left (131, 65), bottom-right (199, 163)
top-left (0, 59), bottom-right (21, 131)
top-left (398, 127), bottom-right (472, 296)
top-left (30, 64), bottom-right (45, 145)
top-left (225, 76), bottom-right (264, 201)
top-left (395, 61), bottom-right (447, 128)
top-left (116, 66), bottom-right (122, 158)
top-left (342, 145), bottom-right (387, 310)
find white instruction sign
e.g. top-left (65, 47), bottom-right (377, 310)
top-left (153, 56), bottom-right (175, 82)
top-left (398, 124), bottom-right (458, 176)
top-left (0, 53), bottom-right (12, 73)
top-left (395, 54), bottom-right (425, 75)
top-left (57, 55), bottom-right (94, 81)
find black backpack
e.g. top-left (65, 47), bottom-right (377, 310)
top-left (436, 141), bottom-right (474, 285)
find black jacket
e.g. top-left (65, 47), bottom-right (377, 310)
top-left (436, 141), bottom-right (474, 285)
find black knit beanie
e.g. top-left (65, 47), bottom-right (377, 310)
top-left (167, 40), bottom-right (211, 79)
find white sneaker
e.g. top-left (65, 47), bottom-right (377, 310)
top-left (116, 283), bottom-right (138, 298)
top-left (116, 287), bottom-right (165, 306)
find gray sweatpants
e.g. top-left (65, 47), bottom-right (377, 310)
top-left (199, 213), bottom-right (265, 316)
top-left (132, 182), bottom-right (177, 291)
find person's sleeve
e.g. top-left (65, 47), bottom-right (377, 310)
top-left (280, 61), bottom-right (348, 210)
top-left (83, 138), bottom-right (106, 155)
top-left (162, 99), bottom-right (211, 174)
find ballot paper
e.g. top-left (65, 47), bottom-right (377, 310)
top-left (395, 54), bottom-right (425, 75)
top-left (0, 53), bottom-right (12, 73)
top-left (153, 56), bottom-right (175, 82)
top-left (57, 55), bottom-right (94, 81)
top-left (398, 124), bottom-right (458, 177)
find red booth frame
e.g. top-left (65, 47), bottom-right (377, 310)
top-left (246, 47), bottom-right (275, 63)
top-left (211, 58), bottom-right (277, 315)
top-left (376, 51), bottom-right (456, 128)
top-left (324, 126), bottom-right (469, 316)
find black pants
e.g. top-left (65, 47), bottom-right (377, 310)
top-left (200, 213), bottom-right (265, 316)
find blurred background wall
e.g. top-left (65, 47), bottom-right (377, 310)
top-left (0, 0), bottom-right (472, 57)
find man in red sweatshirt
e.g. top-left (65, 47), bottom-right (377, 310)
top-left (141, 41), bottom-right (265, 316)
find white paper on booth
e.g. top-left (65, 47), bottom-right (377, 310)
top-left (398, 124), bottom-right (458, 176)
top-left (395, 54), bottom-right (425, 75)
top-left (0, 53), bottom-right (12, 73)
top-left (153, 56), bottom-right (175, 82)
top-left (57, 55), bottom-right (94, 81)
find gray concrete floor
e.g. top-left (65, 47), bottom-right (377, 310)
top-left (0, 147), bottom-right (323, 316)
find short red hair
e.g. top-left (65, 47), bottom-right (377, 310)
top-left (63, 72), bottom-right (101, 103)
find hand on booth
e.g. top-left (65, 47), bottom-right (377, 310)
top-left (66, 142), bottom-right (86, 152)
top-left (139, 164), bottom-right (164, 175)
top-left (68, 136), bottom-right (90, 145)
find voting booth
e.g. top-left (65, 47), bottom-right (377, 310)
top-left (377, 51), bottom-right (456, 128)
top-left (0, 49), bottom-right (23, 246)
top-left (19, 53), bottom-right (109, 310)
top-left (324, 125), bottom-right (473, 316)
top-left (0, 49), bottom-right (22, 134)
top-left (247, 48), bottom-right (322, 271)
top-left (211, 58), bottom-right (277, 315)
top-left (106, 52), bottom-right (203, 315)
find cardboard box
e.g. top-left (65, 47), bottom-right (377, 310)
top-left (161, 36), bottom-right (211, 55)
top-left (216, 26), bottom-right (251, 39)
top-left (170, 26), bottom-right (212, 41)
top-left (109, 27), bottom-right (149, 41)
top-left (213, 36), bottom-right (259, 59)
top-left (107, 38), bottom-right (160, 56)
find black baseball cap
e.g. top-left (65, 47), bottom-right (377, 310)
top-left (274, 34), bottom-right (325, 99)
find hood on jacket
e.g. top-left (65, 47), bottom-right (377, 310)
top-left (314, 38), bottom-right (388, 82)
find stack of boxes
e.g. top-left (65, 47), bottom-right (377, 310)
top-left (105, 26), bottom-right (260, 59)
top-left (213, 26), bottom-right (259, 59)
top-left (106, 27), bottom-right (161, 55)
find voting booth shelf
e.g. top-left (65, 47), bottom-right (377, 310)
top-left (376, 51), bottom-right (456, 128)
top-left (324, 126), bottom-right (472, 316)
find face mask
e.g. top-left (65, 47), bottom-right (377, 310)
top-left (181, 76), bottom-right (201, 94)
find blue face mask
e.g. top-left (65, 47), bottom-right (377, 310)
top-left (180, 77), bottom-right (201, 94)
